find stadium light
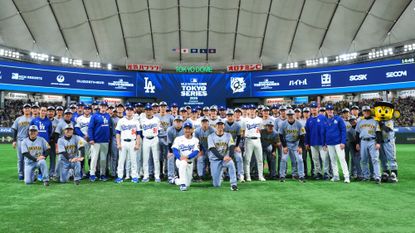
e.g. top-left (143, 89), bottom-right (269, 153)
top-left (369, 48), bottom-right (393, 59)
top-left (335, 52), bottom-right (358, 62)
top-left (30, 52), bottom-right (49, 61)
top-left (0, 48), bottom-right (20, 59)
top-left (89, 61), bottom-right (101, 68)
top-left (107, 64), bottom-right (112, 70)
top-left (404, 44), bottom-right (415, 52)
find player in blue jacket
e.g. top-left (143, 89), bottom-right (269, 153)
top-left (88, 101), bottom-right (112, 182)
top-left (305, 102), bottom-right (330, 180)
top-left (323, 104), bottom-right (350, 183)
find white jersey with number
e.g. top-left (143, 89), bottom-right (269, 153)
top-left (242, 117), bottom-right (262, 138)
top-left (116, 117), bottom-right (141, 141)
top-left (172, 135), bottom-right (199, 158)
top-left (75, 115), bottom-right (91, 136)
top-left (140, 116), bottom-right (160, 137)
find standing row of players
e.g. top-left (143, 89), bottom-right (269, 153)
top-left (12, 100), bottom-right (398, 191)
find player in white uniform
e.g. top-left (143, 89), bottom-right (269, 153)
top-left (241, 105), bottom-right (266, 182)
top-left (75, 105), bottom-right (92, 177)
top-left (171, 122), bottom-right (200, 191)
top-left (115, 104), bottom-right (142, 183)
top-left (141, 104), bottom-right (162, 182)
top-left (189, 108), bottom-right (201, 129)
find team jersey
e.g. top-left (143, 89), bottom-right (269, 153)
top-left (172, 135), bottom-right (199, 158)
top-left (155, 113), bottom-right (174, 137)
top-left (260, 117), bottom-right (275, 129)
top-left (30, 117), bottom-right (53, 142)
top-left (380, 120), bottom-right (395, 141)
top-left (241, 117), bottom-right (262, 138)
top-left (72, 112), bottom-right (82, 123)
top-left (111, 116), bottom-right (121, 137)
top-left (189, 118), bottom-right (201, 129)
top-left (356, 117), bottom-right (380, 139)
top-left (75, 115), bottom-right (91, 137)
top-left (279, 120), bottom-right (305, 142)
top-left (167, 126), bottom-right (184, 144)
top-left (116, 117), bottom-right (141, 141)
top-left (298, 118), bottom-right (307, 127)
top-left (260, 129), bottom-right (279, 148)
top-left (88, 112), bottom-right (112, 143)
top-left (274, 116), bottom-right (287, 132)
top-left (140, 116), bottom-right (161, 137)
top-left (224, 121), bottom-right (241, 141)
top-left (55, 119), bottom-right (75, 138)
top-left (12, 115), bottom-right (33, 141)
top-left (324, 115), bottom-right (347, 145)
top-left (209, 117), bottom-right (219, 128)
top-left (21, 137), bottom-right (50, 160)
top-left (305, 114), bottom-right (326, 146)
top-left (57, 135), bottom-right (85, 160)
top-left (207, 132), bottom-right (235, 160)
top-left (194, 126), bottom-right (216, 151)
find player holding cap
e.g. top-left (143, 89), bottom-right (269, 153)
top-left (194, 116), bottom-right (216, 181)
top-left (21, 125), bottom-right (51, 186)
top-left (141, 104), bottom-right (162, 182)
top-left (88, 101), bottom-right (112, 182)
top-left (208, 119), bottom-right (238, 191)
top-left (323, 104), bottom-right (350, 183)
top-left (279, 109), bottom-right (306, 182)
top-left (166, 115), bottom-right (185, 183)
top-left (172, 122), bottom-right (199, 191)
top-left (356, 106), bottom-right (382, 184)
top-left (242, 104), bottom-right (266, 182)
top-left (57, 124), bottom-right (85, 185)
top-left (115, 104), bottom-right (141, 183)
top-left (12, 103), bottom-right (33, 180)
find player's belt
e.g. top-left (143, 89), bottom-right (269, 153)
top-left (382, 139), bottom-right (393, 143)
top-left (145, 136), bottom-right (155, 140)
top-left (123, 139), bottom-right (136, 142)
top-left (247, 137), bottom-right (259, 140)
top-left (362, 138), bottom-right (375, 141)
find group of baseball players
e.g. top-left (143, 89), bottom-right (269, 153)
top-left (12, 100), bottom-right (399, 191)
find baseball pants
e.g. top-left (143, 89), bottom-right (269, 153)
top-left (159, 137), bottom-right (169, 177)
top-left (16, 140), bottom-right (24, 177)
top-left (142, 137), bottom-right (160, 179)
top-left (196, 149), bottom-right (209, 177)
top-left (234, 151), bottom-right (244, 177)
top-left (49, 142), bottom-right (56, 177)
top-left (244, 138), bottom-right (264, 180)
top-left (209, 158), bottom-right (237, 187)
top-left (310, 145), bottom-right (329, 177)
top-left (263, 145), bottom-right (277, 178)
top-left (360, 140), bottom-right (381, 180)
top-left (60, 157), bottom-right (81, 182)
top-left (117, 140), bottom-right (139, 179)
top-left (24, 159), bottom-right (49, 184)
top-left (175, 159), bottom-right (193, 187)
top-left (279, 142), bottom-right (304, 178)
top-left (109, 137), bottom-right (119, 177)
top-left (379, 140), bottom-right (398, 172)
top-left (327, 144), bottom-right (350, 180)
top-left (90, 143), bottom-right (109, 176)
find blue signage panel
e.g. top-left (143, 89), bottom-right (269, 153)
top-left (0, 60), bottom-right (136, 96)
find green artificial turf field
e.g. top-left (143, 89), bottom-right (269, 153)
top-left (0, 144), bottom-right (414, 233)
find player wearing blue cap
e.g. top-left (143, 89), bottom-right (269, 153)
top-left (324, 105), bottom-right (350, 183)
top-left (172, 122), bottom-right (199, 191)
top-left (88, 102), bottom-right (112, 182)
top-left (167, 116), bottom-right (185, 183)
top-left (305, 102), bottom-right (329, 180)
top-left (12, 104), bottom-right (33, 180)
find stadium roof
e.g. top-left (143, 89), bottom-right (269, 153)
top-left (0, 0), bottom-right (414, 69)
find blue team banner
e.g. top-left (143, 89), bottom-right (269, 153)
top-left (250, 60), bottom-right (415, 97)
top-left (0, 60), bottom-right (136, 96)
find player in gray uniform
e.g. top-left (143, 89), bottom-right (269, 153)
top-left (355, 106), bottom-right (382, 184)
top-left (109, 104), bottom-right (123, 178)
top-left (347, 116), bottom-right (362, 180)
top-left (279, 109), bottom-right (306, 182)
top-left (208, 119), bottom-right (239, 191)
top-left (300, 107), bottom-right (312, 177)
top-left (12, 103), bottom-right (33, 180)
top-left (209, 106), bottom-right (219, 128)
top-left (47, 106), bottom-right (59, 178)
top-left (376, 102), bottom-right (399, 183)
top-left (156, 101), bottom-right (174, 179)
top-left (342, 108), bottom-right (351, 169)
top-left (224, 110), bottom-right (244, 181)
top-left (57, 124), bottom-right (85, 185)
top-left (260, 120), bottom-right (280, 180)
top-left (21, 125), bottom-right (50, 186)
top-left (194, 116), bottom-right (216, 181)
top-left (166, 116), bottom-right (184, 183)
top-left (52, 109), bottom-right (74, 180)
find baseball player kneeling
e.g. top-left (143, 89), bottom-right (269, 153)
top-left (279, 109), bottom-right (306, 183)
top-left (172, 122), bottom-right (199, 191)
top-left (208, 119), bottom-right (239, 191)
top-left (57, 124), bottom-right (85, 185)
top-left (21, 125), bottom-right (51, 186)
top-left (115, 105), bottom-right (142, 183)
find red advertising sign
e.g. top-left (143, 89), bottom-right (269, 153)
top-left (127, 64), bottom-right (162, 72)
top-left (227, 63), bottom-right (263, 72)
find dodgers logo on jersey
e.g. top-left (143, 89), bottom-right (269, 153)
top-left (179, 144), bottom-right (195, 151)
top-left (246, 124), bottom-right (259, 130)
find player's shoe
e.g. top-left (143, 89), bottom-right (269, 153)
top-left (231, 185), bottom-right (239, 191)
top-left (74, 180), bottom-right (80, 185)
top-left (37, 174), bottom-right (43, 182)
top-left (131, 178), bottom-right (139, 183)
top-left (299, 177), bottom-right (306, 183)
top-left (179, 184), bottom-right (187, 191)
top-left (115, 177), bottom-right (123, 183)
top-left (141, 178), bottom-right (149, 183)
top-left (168, 177), bottom-right (176, 185)
top-left (18, 175), bottom-right (24, 181)
top-left (89, 175), bottom-right (97, 182)
top-left (330, 177), bottom-right (340, 182)
top-left (375, 178), bottom-right (381, 184)
top-left (259, 177), bottom-right (266, 182)
top-left (43, 181), bottom-right (49, 186)
top-left (100, 175), bottom-right (108, 181)
top-left (389, 172), bottom-right (398, 183)
top-left (344, 178), bottom-right (350, 183)
top-left (245, 176), bottom-right (252, 182)
top-left (323, 174), bottom-right (330, 181)
top-left (125, 176), bottom-right (131, 180)
top-left (194, 176), bottom-right (203, 183)
top-left (292, 174), bottom-right (298, 180)
top-left (381, 172), bottom-right (389, 182)
top-left (279, 177), bottom-right (286, 182)
top-left (238, 175), bottom-right (245, 183)
top-left (155, 178), bottom-right (161, 183)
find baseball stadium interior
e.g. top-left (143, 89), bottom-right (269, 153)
top-left (0, 0), bottom-right (415, 232)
